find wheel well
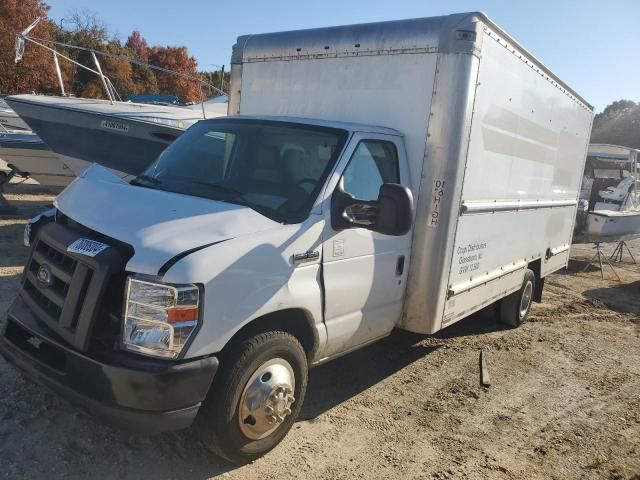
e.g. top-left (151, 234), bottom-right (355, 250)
top-left (527, 258), bottom-right (544, 302)
top-left (223, 309), bottom-right (318, 360)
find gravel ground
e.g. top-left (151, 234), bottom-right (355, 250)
top-left (0, 187), bottom-right (638, 480)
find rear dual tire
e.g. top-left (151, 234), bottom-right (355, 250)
top-left (496, 269), bottom-right (535, 327)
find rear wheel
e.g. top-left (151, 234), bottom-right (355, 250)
top-left (497, 269), bottom-right (535, 327)
top-left (198, 331), bottom-right (308, 463)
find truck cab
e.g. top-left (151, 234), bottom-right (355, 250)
top-left (1, 116), bottom-right (413, 462)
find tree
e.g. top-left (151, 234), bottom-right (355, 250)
top-left (0, 0), bottom-right (59, 95)
top-left (78, 40), bottom-right (137, 99)
top-left (1, 5), bottom-right (204, 102)
top-left (53, 9), bottom-right (110, 97)
top-left (591, 100), bottom-right (640, 150)
top-left (200, 69), bottom-right (229, 97)
top-left (125, 30), bottom-right (148, 62)
top-left (125, 31), bottom-right (158, 94)
top-left (600, 100), bottom-right (637, 120)
top-left (148, 46), bottom-right (201, 102)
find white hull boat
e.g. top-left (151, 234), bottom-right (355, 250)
top-left (0, 98), bottom-right (30, 131)
top-left (574, 144), bottom-right (640, 243)
top-left (6, 94), bottom-right (227, 177)
top-left (586, 209), bottom-right (640, 242)
top-left (0, 130), bottom-right (75, 188)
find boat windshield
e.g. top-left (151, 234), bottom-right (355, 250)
top-left (582, 154), bottom-right (640, 211)
top-left (135, 119), bottom-right (348, 223)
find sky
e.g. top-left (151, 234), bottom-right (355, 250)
top-left (44, 0), bottom-right (639, 113)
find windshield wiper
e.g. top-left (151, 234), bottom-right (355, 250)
top-left (185, 180), bottom-right (282, 220)
top-left (186, 180), bottom-right (246, 201)
top-left (131, 175), bottom-right (162, 187)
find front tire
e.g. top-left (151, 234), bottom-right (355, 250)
top-left (197, 331), bottom-right (308, 463)
top-left (497, 269), bottom-right (535, 327)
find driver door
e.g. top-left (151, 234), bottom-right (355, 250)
top-left (321, 134), bottom-right (413, 358)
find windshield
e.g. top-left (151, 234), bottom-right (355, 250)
top-left (135, 119), bottom-right (348, 223)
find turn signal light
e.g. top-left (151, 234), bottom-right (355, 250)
top-left (167, 307), bottom-right (199, 324)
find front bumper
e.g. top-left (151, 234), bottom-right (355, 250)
top-left (0, 296), bottom-right (218, 432)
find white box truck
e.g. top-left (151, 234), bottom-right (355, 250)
top-left (0, 12), bottom-right (593, 462)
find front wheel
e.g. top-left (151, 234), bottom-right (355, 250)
top-left (197, 331), bottom-right (308, 463)
top-left (496, 269), bottom-right (535, 327)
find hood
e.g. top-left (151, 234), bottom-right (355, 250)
top-left (55, 165), bottom-right (279, 275)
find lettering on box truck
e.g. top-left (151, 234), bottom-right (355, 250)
top-left (428, 180), bottom-right (446, 227)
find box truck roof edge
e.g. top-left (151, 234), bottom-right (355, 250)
top-left (230, 12), bottom-right (592, 112)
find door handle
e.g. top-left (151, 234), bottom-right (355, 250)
top-left (292, 250), bottom-right (320, 265)
top-left (396, 255), bottom-right (405, 276)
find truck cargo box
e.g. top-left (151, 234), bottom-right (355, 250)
top-left (230, 12), bottom-right (594, 334)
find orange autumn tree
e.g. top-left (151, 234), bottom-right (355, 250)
top-left (0, 5), bottom-right (206, 102)
top-left (125, 31), bottom-right (158, 95)
top-left (148, 46), bottom-right (201, 102)
top-left (77, 40), bottom-right (137, 99)
top-left (0, 0), bottom-right (59, 95)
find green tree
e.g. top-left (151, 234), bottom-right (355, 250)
top-left (51, 9), bottom-right (111, 97)
top-left (200, 69), bottom-right (229, 96)
top-left (591, 100), bottom-right (640, 150)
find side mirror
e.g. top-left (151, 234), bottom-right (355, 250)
top-left (331, 182), bottom-right (413, 236)
top-left (376, 183), bottom-right (414, 236)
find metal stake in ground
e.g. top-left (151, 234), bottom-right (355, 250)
top-left (480, 350), bottom-right (491, 388)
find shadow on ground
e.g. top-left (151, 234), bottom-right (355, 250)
top-left (583, 279), bottom-right (640, 315)
top-left (302, 330), bottom-right (438, 420)
top-left (303, 304), bottom-right (509, 418)
top-left (434, 304), bottom-right (509, 338)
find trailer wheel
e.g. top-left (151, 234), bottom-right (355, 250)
top-left (497, 269), bottom-right (535, 327)
top-left (198, 331), bottom-right (308, 463)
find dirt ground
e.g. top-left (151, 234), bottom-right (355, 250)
top-left (0, 186), bottom-right (638, 480)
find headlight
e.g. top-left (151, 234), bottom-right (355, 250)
top-left (123, 276), bottom-right (200, 359)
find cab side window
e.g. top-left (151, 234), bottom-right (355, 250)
top-left (342, 140), bottom-right (399, 201)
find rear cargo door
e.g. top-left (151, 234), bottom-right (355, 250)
top-left (320, 133), bottom-right (412, 357)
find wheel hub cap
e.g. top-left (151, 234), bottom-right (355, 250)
top-left (519, 281), bottom-right (533, 318)
top-left (238, 358), bottom-right (296, 440)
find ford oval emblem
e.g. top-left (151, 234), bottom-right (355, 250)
top-left (36, 264), bottom-right (53, 289)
